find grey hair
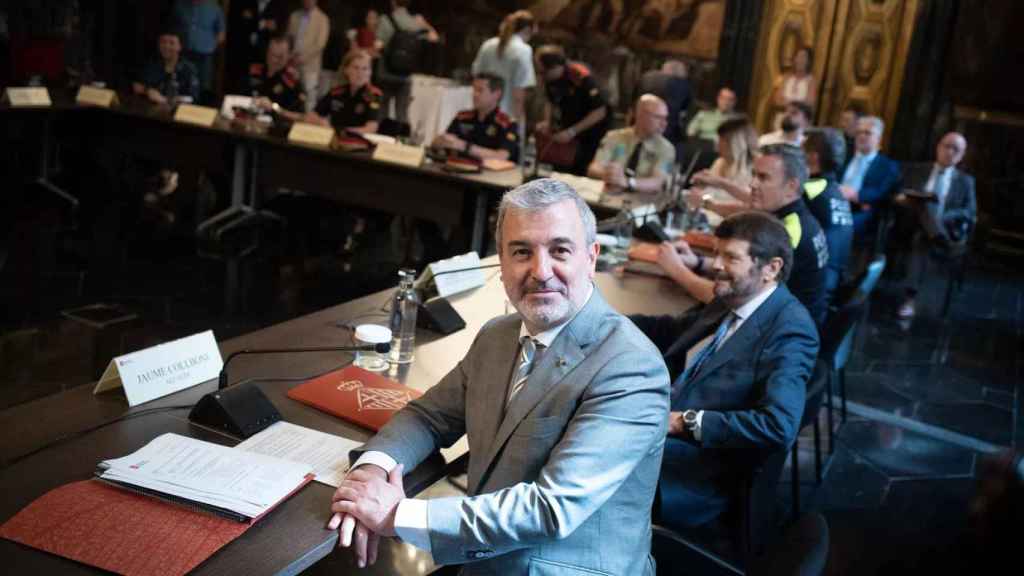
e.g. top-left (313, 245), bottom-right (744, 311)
top-left (495, 178), bottom-right (597, 249)
top-left (861, 115), bottom-right (884, 135)
top-left (759, 143), bottom-right (809, 189)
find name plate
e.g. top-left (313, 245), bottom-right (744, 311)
top-left (94, 330), bottom-right (223, 407)
top-left (76, 85), bottom-right (119, 108)
top-left (372, 142), bottom-right (425, 168)
top-left (428, 251), bottom-right (485, 298)
top-left (173, 103), bottom-right (219, 127)
top-left (287, 121), bottom-right (335, 148)
top-left (4, 87), bottom-right (52, 107)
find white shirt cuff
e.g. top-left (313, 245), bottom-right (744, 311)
top-left (349, 451), bottom-right (397, 475)
top-left (694, 410), bottom-right (705, 442)
top-left (394, 498), bottom-right (432, 553)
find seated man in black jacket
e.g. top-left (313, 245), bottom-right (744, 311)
top-left (802, 128), bottom-right (854, 303)
top-left (631, 211), bottom-right (819, 530)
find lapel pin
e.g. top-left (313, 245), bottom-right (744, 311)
top-left (556, 357), bottom-right (567, 368)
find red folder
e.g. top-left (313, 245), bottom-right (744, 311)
top-left (287, 365), bottom-right (422, 431)
top-left (1, 480), bottom-right (249, 576)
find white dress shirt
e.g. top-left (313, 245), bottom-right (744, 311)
top-left (842, 151), bottom-right (878, 192)
top-left (349, 284), bottom-right (596, 555)
top-left (924, 163), bottom-right (953, 216)
top-left (685, 284), bottom-right (777, 440)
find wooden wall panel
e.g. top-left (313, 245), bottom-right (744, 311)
top-left (748, 0), bottom-right (920, 148)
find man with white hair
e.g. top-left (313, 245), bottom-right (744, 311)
top-left (839, 115), bottom-right (902, 238)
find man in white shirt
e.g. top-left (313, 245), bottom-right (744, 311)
top-left (328, 178), bottom-right (669, 574)
top-left (630, 211), bottom-right (819, 529)
top-left (758, 100), bottom-right (812, 147)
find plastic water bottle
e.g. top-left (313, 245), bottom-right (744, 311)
top-left (388, 268), bottom-right (419, 364)
top-left (523, 135), bottom-right (536, 174)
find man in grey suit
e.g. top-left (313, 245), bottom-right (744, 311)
top-left (892, 131), bottom-right (976, 318)
top-left (329, 178), bottom-right (670, 574)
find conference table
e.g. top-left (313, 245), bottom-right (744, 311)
top-left (1, 88), bottom-right (650, 255)
top-left (1, 89), bottom-right (527, 256)
top-left (0, 254), bottom-right (697, 575)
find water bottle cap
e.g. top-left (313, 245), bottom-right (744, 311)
top-left (355, 324), bottom-right (392, 344)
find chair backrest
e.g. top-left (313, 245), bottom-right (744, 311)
top-left (748, 513), bottom-right (830, 576)
top-left (845, 255), bottom-right (886, 309)
top-left (800, 359), bottom-right (829, 430)
top-left (821, 300), bottom-right (865, 371)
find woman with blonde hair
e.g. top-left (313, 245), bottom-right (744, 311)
top-left (472, 10), bottom-right (537, 121)
top-left (308, 48), bottom-right (381, 134)
top-left (690, 115), bottom-right (759, 210)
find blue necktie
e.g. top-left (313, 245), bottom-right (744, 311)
top-left (672, 312), bottom-right (736, 389)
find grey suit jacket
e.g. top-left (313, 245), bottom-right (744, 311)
top-left (354, 288), bottom-right (670, 575)
top-left (903, 162), bottom-right (977, 239)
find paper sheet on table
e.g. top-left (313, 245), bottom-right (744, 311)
top-left (236, 421), bottom-right (360, 488)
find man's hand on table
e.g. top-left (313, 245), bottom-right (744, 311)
top-left (328, 463), bottom-right (406, 568)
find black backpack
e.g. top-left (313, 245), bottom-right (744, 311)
top-left (384, 13), bottom-right (423, 76)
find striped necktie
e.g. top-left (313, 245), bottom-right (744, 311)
top-left (509, 336), bottom-right (541, 403)
top-left (672, 312), bottom-right (737, 389)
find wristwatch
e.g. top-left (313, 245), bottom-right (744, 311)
top-left (682, 409), bottom-right (700, 433)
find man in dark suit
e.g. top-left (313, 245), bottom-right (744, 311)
top-left (893, 132), bottom-right (976, 318)
top-left (839, 115), bottom-right (902, 240)
top-left (632, 211), bottom-right (820, 530)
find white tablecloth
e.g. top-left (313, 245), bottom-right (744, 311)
top-left (406, 75), bottom-right (472, 145)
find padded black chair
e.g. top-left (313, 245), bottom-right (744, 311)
top-left (747, 513), bottom-right (829, 576)
top-left (790, 359), bottom-right (829, 519)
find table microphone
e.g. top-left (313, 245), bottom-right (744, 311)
top-left (416, 263), bottom-right (500, 335)
top-left (189, 343), bottom-right (390, 439)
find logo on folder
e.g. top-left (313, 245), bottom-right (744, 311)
top-left (336, 379), bottom-right (416, 411)
top-left (287, 365), bottom-right (422, 431)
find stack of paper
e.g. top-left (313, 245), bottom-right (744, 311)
top-left (96, 433), bottom-right (313, 522)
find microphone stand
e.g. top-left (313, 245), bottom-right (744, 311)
top-left (189, 343), bottom-right (389, 438)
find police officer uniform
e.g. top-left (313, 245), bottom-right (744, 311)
top-left (445, 108), bottom-right (520, 162)
top-left (773, 198), bottom-right (830, 327)
top-left (314, 83), bottom-right (383, 132)
top-left (804, 172), bottom-right (853, 298)
top-left (593, 127), bottom-right (676, 184)
top-left (137, 59), bottom-right (200, 102)
top-left (544, 61), bottom-right (611, 175)
top-left (245, 62), bottom-right (306, 113)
